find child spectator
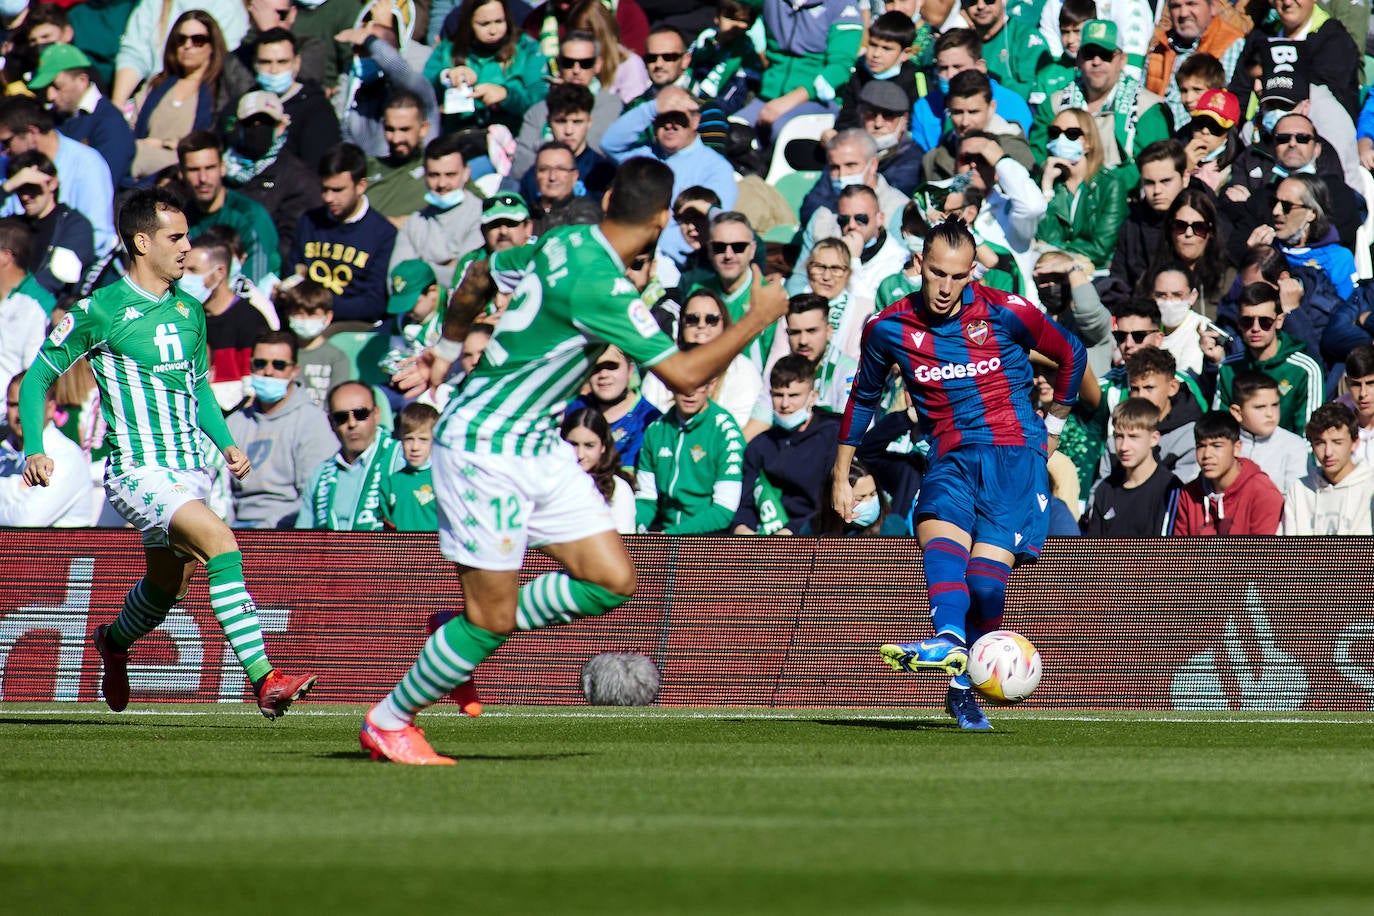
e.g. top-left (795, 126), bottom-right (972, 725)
top-left (1029, 0), bottom-right (1097, 108)
top-left (1173, 52), bottom-right (1226, 131)
top-left (1173, 410), bottom-right (1284, 535)
top-left (380, 403), bottom-right (440, 532)
top-left (634, 376), bottom-right (744, 534)
top-left (1107, 346), bottom-right (1201, 483)
top-left (1229, 370), bottom-right (1310, 495)
top-left (1081, 397), bottom-right (1182, 536)
top-left (380, 260), bottom-right (445, 395)
top-left (833, 12), bottom-right (919, 133)
top-left (1339, 344), bottom-right (1374, 466)
top-left (1205, 282), bottom-right (1324, 436)
top-left (276, 276), bottom-right (352, 410)
top-left (685, 0), bottom-right (763, 116)
top-left (561, 407), bottom-right (636, 533)
top-left (1281, 401), bottom-right (1374, 534)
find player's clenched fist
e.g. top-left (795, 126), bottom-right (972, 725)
top-left (223, 446), bottom-right (252, 480)
top-left (22, 454), bottom-right (53, 488)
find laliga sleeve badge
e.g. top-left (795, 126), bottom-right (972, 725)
top-left (48, 311), bottom-right (76, 345)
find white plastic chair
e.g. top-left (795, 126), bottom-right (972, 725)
top-left (1355, 167), bottom-right (1374, 281)
top-left (764, 113), bottom-right (836, 185)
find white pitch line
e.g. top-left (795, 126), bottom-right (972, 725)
top-left (0, 707), bottom-right (1370, 725)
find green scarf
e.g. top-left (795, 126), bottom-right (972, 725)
top-left (312, 437), bottom-right (400, 531)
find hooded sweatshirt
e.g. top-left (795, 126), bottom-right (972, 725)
top-left (226, 384), bottom-right (340, 529)
top-left (1173, 457), bottom-right (1284, 535)
top-left (1215, 332), bottom-right (1326, 436)
top-left (1281, 461), bottom-right (1374, 535)
top-left (1100, 385), bottom-right (1203, 483)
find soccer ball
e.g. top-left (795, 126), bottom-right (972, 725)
top-left (968, 631), bottom-right (1042, 703)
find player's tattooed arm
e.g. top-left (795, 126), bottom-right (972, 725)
top-left (443, 259), bottom-right (495, 344)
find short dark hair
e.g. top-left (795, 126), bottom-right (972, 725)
top-left (276, 277), bottom-right (334, 316)
top-left (1177, 51), bottom-right (1225, 88)
top-left (424, 131), bottom-right (466, 164)
top-left (1240, 244), bottom-right (1290, 285)
top-left (1238, 282), bottom-right (1280, 314)
top-left (1229, 370), bottom-right (1279, 407)
top-left (717, 0), bottom-right (758, 26)
top-left (604, 157), bottom-right (675, 225)
top-left (176, 129), bottom-right (223, 163)
top-left (5, 149), bottom-right (55, 179)
top-left (674, 185), bottom-right (720, 211)
top-left (384, 89), bottom-right (427, 116)
top-left (535, 139), bottom-right (576, 163)
top-left (546, 82), bottom-right (595, 120)
top-left (0, 96), bottom-right (53, 135)
top-left (787, 293), bottom-right (828, 317)
top-left (254, 26), bottom-right (298, 53)
top-left (1345, 343), bottom-right (1374, 378)
top-left (1114, 297), bottom-right (1162, 325)
top-left (196, 223), bottom-right (244, 261)
top-left (869, 11), bottom-right (917, 47)
top-left (117, 187), bottom-right (185, 256)
top-left (1124, 345), bottom-right (1176, 381)
top-left (254, 328), bottom-right (300, 362)
top-left (926, 218), bottom-right (976, 256)
top-left (1136, 139), bottom-right (1187, 177)
top-left (947, 68), bottom-right (993, 103)
top-left (837, 183), bottom-right (879, 208)
top-left (0, 217), bottom-right (32, 272)
top-left (396, 401), bottom-right (440, 437)
top-left (934, 28), bottom-right (983, 61)
top-left (1195, 409), bottom-right (1241, 443)
top-left (317, 142), bottom-right (367, 181)
top-left (1060, 0), bottom-right (1098, 26)
top-left (647, 24), bottom-right (686, 46)
top-left (190, 234), bottom-right (232, 272)
top-left (1306, 401), bottom-right (1359, 441)
top-left (770, 353), bottom-right (815, 390)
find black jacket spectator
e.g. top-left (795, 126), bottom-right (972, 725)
top-left (233, 150), bottom-right (324, 268)
top-left (731, 410), bottom-right (841, 533)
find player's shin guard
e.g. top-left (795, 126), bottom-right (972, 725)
top-left (205, 550), bottom-right (272, 684)
top-left (515, 573), bottom-right (629, 631)
top-left (382, 615), bottom-right (508, 723)
top-left (107, 578), bottom-right (178, 650)
top-left (955, 557), bottom-right (1011, 689)
top-left (922, 537), bottom-right (971, 644)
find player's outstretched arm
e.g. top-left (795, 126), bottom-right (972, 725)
top-left (396, 260), bottom-right (499, 398)
top-left (652, 267), bottom-right (788, 393)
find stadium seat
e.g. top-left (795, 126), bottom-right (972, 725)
top-left (1356, 168), bottom-right (1374, 281)
top-left (764, 113), bottom-right (835, 185)
top-left (774, 171), bottom-right (819, 223)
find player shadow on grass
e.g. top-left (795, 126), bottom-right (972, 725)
top-left (0, 717), bottom-right (262, 729)
top-left (320, 751), bottom-right (597, 762)
top-left (811, 718), bottom-right (992, 732)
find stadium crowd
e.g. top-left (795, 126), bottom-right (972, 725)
top-left (3, 0), bottom-right (1374, 537)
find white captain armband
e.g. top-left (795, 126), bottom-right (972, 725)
top-left (432, 336), bottom-right (462, 362)
top-left (1043, 413), bottom-right (1065, 436)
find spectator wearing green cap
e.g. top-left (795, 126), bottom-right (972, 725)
top-left (29, 43), bottom-right (136, 184)
top-left (450, 189), bottom-right (533, 292)
top-left (379, 259), bottom-right (445, 407)
top-left (1031, 18), bottom-right (1172, 190)
top-left (388, 132), bottom-right (484, 288)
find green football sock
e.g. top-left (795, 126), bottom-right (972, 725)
top-left (204, 551), bottom-right (272, 684)
top-left (386, 615), bottom-right (507, 720)
top-left (515, 573), bottom-right (628, 631)
top-left (107, 579), bottom-right (178, 651)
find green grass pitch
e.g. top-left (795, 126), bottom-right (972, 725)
top-left (2, 704), bottom-right (1371, 915)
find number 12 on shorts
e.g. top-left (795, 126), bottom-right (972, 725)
top-left (489, 495), bottom-right (524, 531)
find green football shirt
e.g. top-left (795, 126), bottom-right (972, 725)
top-left (24, 276), bottom-right (234, 476)
top-left (436, 225), bottom-right (678, 457)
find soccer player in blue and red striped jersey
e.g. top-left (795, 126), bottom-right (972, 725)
top-left (833, 219), bottom-right (1087, 729)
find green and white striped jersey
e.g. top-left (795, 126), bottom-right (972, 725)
top-left (436, 225), bottom-right (678, 457)
top-left (32, 276), bottom-right (230, 476)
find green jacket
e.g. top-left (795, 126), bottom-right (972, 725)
top-left (380, 462), bottom-right (438, 532)
top-left (635, 401), bottom-right (745, 534)
top-left (187, 189), bottom-right (281, 284)
top-left (1036, 169), bottom-right (1129, 270)
top-left (424, 33), bottom-right (550, 133)
top-left (1214, 332), bottom-right (1326, 436)
top-left (981, 18), bottom-right (1052, 101)
top-left (759, 4), bottom-right (864, 103)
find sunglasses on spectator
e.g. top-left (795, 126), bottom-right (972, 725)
top-left (329, 407), bottom-right (373, 425)
top-left (591, 361), bottom-right (622, 374)
top-left (1273, 132), bottom-right (1314, 145)
top-left (1274, 199), bottom-right (1309, 214)
top-left (1239, 314), bottom-right (1277, 331)
top-left (1112, 329), bottom-right (1158, 345)
top-left (682, 313), bottom-right (722, 327)
top-left (710, 240), bottom-right (750, 255)
top-left (644, 52), bottom-right (684, 64)
top-left (1189, 118), bottom-right (1227, 136)
top-left (251, 358), bottom-right (293, 371)
top-left (558, 55), bottom-right (596, 70)
top-left (965, 0), bottom-right (998, 6)
top-left (176, 32), bottom-right (211, 47)
top-left (1047, 125), bottom-right (1084, 141)
top-left (1078, 47), bottom-right (1115, 63)
top-left (1171, 218), bottom-right (1212, 237)
top-left (836, 213), bottom-right (871, 228)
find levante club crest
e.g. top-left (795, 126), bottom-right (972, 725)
top-left (965, 319), bottom-right (989, 347)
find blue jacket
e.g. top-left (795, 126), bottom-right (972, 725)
top-left (599, 102), bottom-right (738, 210)
top-left (732, 409), bottom-right (841, 533)
top-left (1322, 281), bottom-right (1374, 366)
top-left (61, 92), bottom-right (137, 184)
top-left (1217, 261), bottom-right (1340, 366)
top-left (912, 77), bottom-right (1032, 154)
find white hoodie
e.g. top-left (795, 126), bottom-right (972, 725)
top-left (1281, 461), bottom-right (1374, 535)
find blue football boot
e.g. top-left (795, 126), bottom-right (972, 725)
top-left (946, 686), bottom-right (992, 731)
top-left (878, 636), bottom-right (969, 676)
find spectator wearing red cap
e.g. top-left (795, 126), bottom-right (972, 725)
top-left (1179, 88), bottom-right (1240, 187)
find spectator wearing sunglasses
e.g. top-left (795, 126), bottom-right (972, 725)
top-left (512, 31), bottom-right (623, 178)
top-left (1245, 173), bottom-right (1356, 300)
top-left (563, 0), bottom-right (650, 105)
top-left (227, 330), bottom-right (337, 529)
top-left (1150, 186), bottom-right (1228, 306)
top-left (1036, 108), bottom-right (1127, 271)
top-left (1178, 89), bottom-right (1240, 189)
top-left (1030, 20), bottom-right (1171, 189)
top-left (1205, 282), bottom-right (1325, 435)
top-left (1216, 242), bottom-right (1342, 372)
top-left (298, 380), bottom-right (406, 530)
top-left (109, 0), bottom-right (247, 109)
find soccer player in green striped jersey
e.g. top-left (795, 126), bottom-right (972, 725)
top-left (18, 188), bottom-right (318, 720)
top-left (361, 158), bottom-right (789, 764)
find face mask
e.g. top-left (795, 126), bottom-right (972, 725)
top-left (1047, 135), bottom-right (1085, 163)
top-left (1156, 297), bottom-right (1193, 327)
top-left (255, 68), bottom-right (293, 95)
top-left (774, 406), bottom-right (811, 431)
top-left (0, 0), bottom-right (28, 18)
top-left (1200, 141), bottom-right (1226, 163)
top-left (1261, 108), bottom-right (1284, 134)
top-left (424, 187), bottom-right (465, 210)
top-left (179, 270), bottom-right (217, 304)
top-left (937, 77), bottom-right (950, 95)
top-left (234, 122), bottom-right (277, 160)
top-left (289, 316), bottom-right (329, 340)
top-left (1272, 161), bottom-right (1316, 178)
top-left (872, 130), bottom-right (900, 152)
top-left (850, 496), bottom-right (880, 528)
top-left (830, 171), bottom-right (868, 194)
top-left (250, 374), bottom-right (291, 404)
top-left (867, 61), bottom-right (902, 80)
top-left (352, 57), bottom-right (383, 84)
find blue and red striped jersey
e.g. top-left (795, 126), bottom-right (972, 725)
top-left (840, 282), bottom-right (1087, 458)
